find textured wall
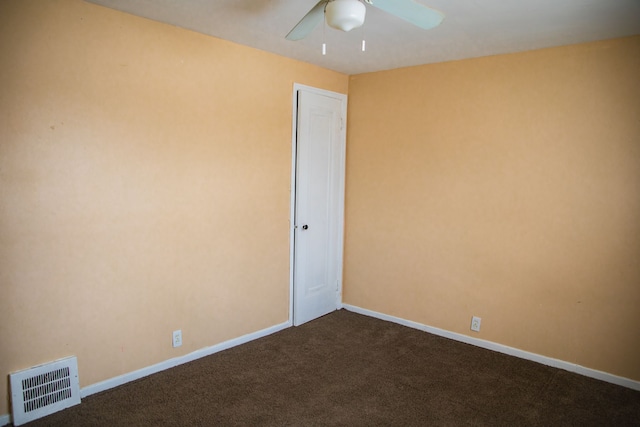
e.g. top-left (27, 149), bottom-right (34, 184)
top-left (344, 36), bottom-right (640, 381)
top-left (0, 0), bottom-right (347, 416)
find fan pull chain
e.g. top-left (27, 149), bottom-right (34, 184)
top-left (322, 16), bottom-right (327, 55)
top-left (362, 39), bottom-right (366, 52)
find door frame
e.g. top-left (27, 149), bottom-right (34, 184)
top-left (289, 83), bottom-right (347, 326)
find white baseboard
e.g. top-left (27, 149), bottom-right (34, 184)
top-left (342, 304), bottom-right (640, 392)
top-left (4, 307), bottom-right (636, 426)
top-left (81, 320), bottom-right (291, 398)
top-left (1, 321), bottom-right (291, 426)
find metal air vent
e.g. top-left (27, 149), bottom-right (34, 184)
top-left (10, 356), bottom-right (81, 426)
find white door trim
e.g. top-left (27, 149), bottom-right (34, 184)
top-left (289, 83), bottom-right (347, 325)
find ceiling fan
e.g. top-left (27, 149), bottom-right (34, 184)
top-left (286, 0), bottom-right (445, 41)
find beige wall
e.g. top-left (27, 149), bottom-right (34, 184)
top-left (0, 0), bottom-right (347, 415)
top-left (344, 36), bottom-right (640, 381)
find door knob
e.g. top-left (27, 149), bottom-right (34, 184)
top-left (302, 225), bottom-right (309, 230)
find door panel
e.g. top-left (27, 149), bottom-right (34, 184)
top-left (293, 87), bottom-right (346, 326)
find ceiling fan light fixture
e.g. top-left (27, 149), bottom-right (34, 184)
top-left (325, 0), bottom-right (366, 32)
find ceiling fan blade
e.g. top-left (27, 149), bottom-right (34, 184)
top-left (286, 0), bottom-right (328, 41)
top-left (369, 0), bottom-right (444, 30)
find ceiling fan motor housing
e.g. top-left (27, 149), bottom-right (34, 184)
top-left (325, 0), bottom-right (366, 32)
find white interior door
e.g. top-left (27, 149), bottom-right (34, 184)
top-left (292, 85), bottom-right (346, 326)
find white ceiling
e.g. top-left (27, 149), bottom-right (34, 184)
top-left (86, 0), bottom-right (640, 75)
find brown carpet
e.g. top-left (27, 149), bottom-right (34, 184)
top-left (23, 310), bottom-right (640, 426)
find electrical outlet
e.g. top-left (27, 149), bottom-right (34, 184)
top-left (470, 316), bottom-right (481, 332)
top-left (172, 330), bottom-right (182, 348)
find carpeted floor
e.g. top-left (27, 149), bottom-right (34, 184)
top-left (23, 310), bottom-right (640, 426)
